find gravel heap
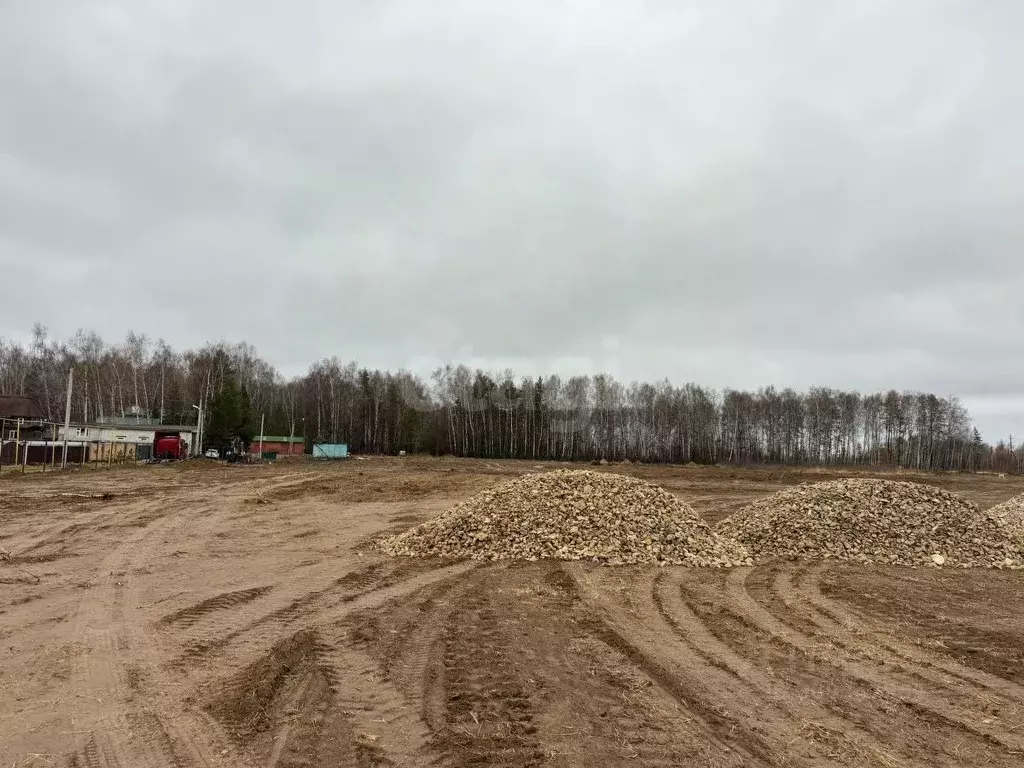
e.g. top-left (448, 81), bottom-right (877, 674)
top-left (717, 478), bottom-right (1024, 568)
top-left (379, 469), bottom-right (750, 566)
top-left (988, 493), bottom-right (1024, 545)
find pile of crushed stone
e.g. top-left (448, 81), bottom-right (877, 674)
top-left (379, 469), bottom-right (750, 566)
top-left (717, 478), bottom-right (1024, 568)
top-left (988, 493), bottom-right (1024, 545)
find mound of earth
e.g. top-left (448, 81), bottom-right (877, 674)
top-left (717, 478), bottom-right (1024, 568)
top-left (378, 469), bottom-right (750, 566)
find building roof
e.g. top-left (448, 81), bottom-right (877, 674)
top-left (0, 395), bottom-right (45, 420)
top-left (254, 436), bottom-right (305, 443)
top-left (95, 415), bottom-right (163, 427)
top-left (64, 422), bottom-right (197, 432)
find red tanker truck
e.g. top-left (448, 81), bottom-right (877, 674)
top-left (154, 435), bottom-right (187, 461)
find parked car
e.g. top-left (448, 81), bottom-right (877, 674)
top-left (204, 448), bottom-right (220, 459)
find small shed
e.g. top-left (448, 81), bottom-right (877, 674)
top-left (0, 396), bottom-right (46, 421)
top-left (252, 436), bottom-right (305, 455)
top-left (1, 396), bottom-right (51, 456)
top-left (312, 443), bottom-right (348, 459)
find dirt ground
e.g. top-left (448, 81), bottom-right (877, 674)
top-left (2, 457), bottom-right (1023, 767)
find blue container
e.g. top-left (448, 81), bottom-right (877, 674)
top-left (312, 443), bottom-right (349, 459)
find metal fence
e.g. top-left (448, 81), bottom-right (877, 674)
top-left (0, 439), bottom-right (164, 475)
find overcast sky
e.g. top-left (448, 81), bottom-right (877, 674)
top-left (1, 1), bottom-right (1022, 441)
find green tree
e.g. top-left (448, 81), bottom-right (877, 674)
top-left (972, 427), bottom-right (985, 470)
top-left (205, 375), bottom-right (252, 449)
top-left (238, 384), bottom-right (254, 446)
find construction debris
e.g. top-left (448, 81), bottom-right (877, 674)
top-left (717, 478), bottom-right (1024, 568)
top-left (379, 469), bottom-right (750, 566)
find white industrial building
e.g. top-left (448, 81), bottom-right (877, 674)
top-left (56, 419), bottom-right (198, 461)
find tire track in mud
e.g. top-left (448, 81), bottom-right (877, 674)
top-left (167, 470), bottom-right (317, 505)
top-left (10, 499), bottom-right (136, 563)
top-left (216, 472), bottom-right (330, 519)
top-left (9, 466), bottom-right (424, 767)
top-left (527, 567), bottom-right (780, 766)
top-left (796, 563), bottom-right (1024, 705)
top-left (404, 568), bottom-right (554, 766)
top-left (653, 569), bottom-right (908, 767)
top-left (771, 567), bottom-right (1024, 736)
top-left (63, 501), bottom-right (237, 768)
top-left (64, 509), bottom-right (161, 767)
top-left (127, 711), bottom-right (207, 768)
top-left (345, 568), bottom-right (476, 753)
top-left (567, 568), bottom-right (792, 767)
top-left (439, 583), bottom-right (546, 767)
top-left (206, 624), bottom-right (443, 767)
top-left (547, 565), bottom-right (746, 767)
top-left (207, 629), bottom-right (345, 767)
top-left (166, 560), bottom-right (379, 664)
top-left (264, 673), bottom-right (321, 768)
top-left (159, 586), bottom-right (273, 628)
top-left (235, 472), bottom-right (332, 505)
top-left (198, 566), bottom-right (482, 767)
top-left (318, 633), bottom-right (443, 767)
top-left (66, 734), bottom-right (122, 768)
top-left (560, 635), bottom-right (705, 766)
top-left (676, 568), bottom-right (1001, 767)
top-left (728, 566), bottom-right (1024, 758)
top-left (348, 564), bottom-right (761, 767)
top-left (172, 560), bottom-right (479, 670)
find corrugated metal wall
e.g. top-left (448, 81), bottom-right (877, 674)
top-left (256, 442), bottom-right (304, 455)
top-left (312, 443), bottom-right (348, 458)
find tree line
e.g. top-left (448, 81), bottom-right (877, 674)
top-left (2, 325), bottom-right (1021, 474)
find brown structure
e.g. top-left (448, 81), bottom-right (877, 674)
top-left (252, 436), bottom-right (305, 455)
top-left (0, 395), bottom-right (46, 421)
top-left (0, 395), bottom-right (53, 468)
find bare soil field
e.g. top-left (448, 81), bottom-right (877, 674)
top-left (2, 457), bottom-right (1023, 767)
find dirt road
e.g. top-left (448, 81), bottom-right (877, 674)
top-left (2, 458), bottom-right (1023, 766)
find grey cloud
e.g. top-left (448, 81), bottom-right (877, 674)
top-left (2, 0), bottom-right (1024, 440)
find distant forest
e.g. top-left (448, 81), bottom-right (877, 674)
top-left (1, 325), bottom-right (1021, 474)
